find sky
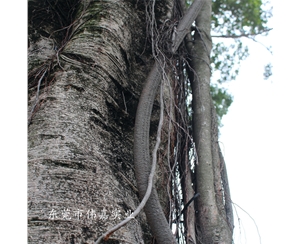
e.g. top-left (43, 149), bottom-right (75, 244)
top-left (1, 0), bottom-right (298, 243)
top-left (218, 1), bottom-right (300, 243)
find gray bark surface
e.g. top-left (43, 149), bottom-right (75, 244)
top-left (28, 0), bottom-right (153, 242)
top-left (28, 0), bottom-right (235, 243)
top-left (134, 61), bottom-right (177, 244)
top-left (187, 0), bottom-right (233, 243)
top-left (133, 1), bottom-right (207, 242)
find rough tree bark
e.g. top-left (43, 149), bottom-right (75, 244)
top-left (28, 0), bottom-right (234, 243)
top-left (28, 0), bottom-right (167, 242)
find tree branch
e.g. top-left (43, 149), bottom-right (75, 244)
top-left (211, 28), bottom-right (273, 39)
top-left (172, 0), bottom-right (204, 53)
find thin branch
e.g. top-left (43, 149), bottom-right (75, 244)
top-left (174, 193), bottom-right (200, 222)
top-left (171, 0), bottom-right (204, 53)
top-left (211, 28), bottom-right (273, 54)
top-left (211, 28), bottom-right (273, 39)
top-left (232, 201), bottom-right (262, 244)
top-left (248, 36), bottom-right (273, 54)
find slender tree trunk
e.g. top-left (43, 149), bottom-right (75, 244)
top-left (187, 0), bottom-right (233, 243)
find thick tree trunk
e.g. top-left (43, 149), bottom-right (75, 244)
top-left (28, 0), bottom-right (159, 242)
top-left (28, 0), bottom-right (234, 243)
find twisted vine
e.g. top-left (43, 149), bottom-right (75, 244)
top-left (94, 0), bottom-right (204, 242)
top-left (133, 0), bottom-right (204, 243)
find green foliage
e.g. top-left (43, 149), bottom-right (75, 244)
top-left (211, 40), bottom-right (249, 84)
top-left (210, 85), bottom-right (233, 127)
top-left (183, 0), bottom-right (272, 125)
top-left (211, 0), bottom-right (272, 83)
top-left (263, 63), bottom-right (272, 80)
top-left (212, 0), bottom-right (271, 35)
top-left (208, 0), bottom-right (272, 123)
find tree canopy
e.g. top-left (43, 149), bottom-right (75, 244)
top-left (210, 0), bottom-right (272, 124)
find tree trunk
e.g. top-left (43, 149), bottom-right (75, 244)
top-left (187, 0), bottom-right (233, 243)
top-left (28, 0), bottom-right (166, 242)
top-left (28, 0), bottom-right (234, 243)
